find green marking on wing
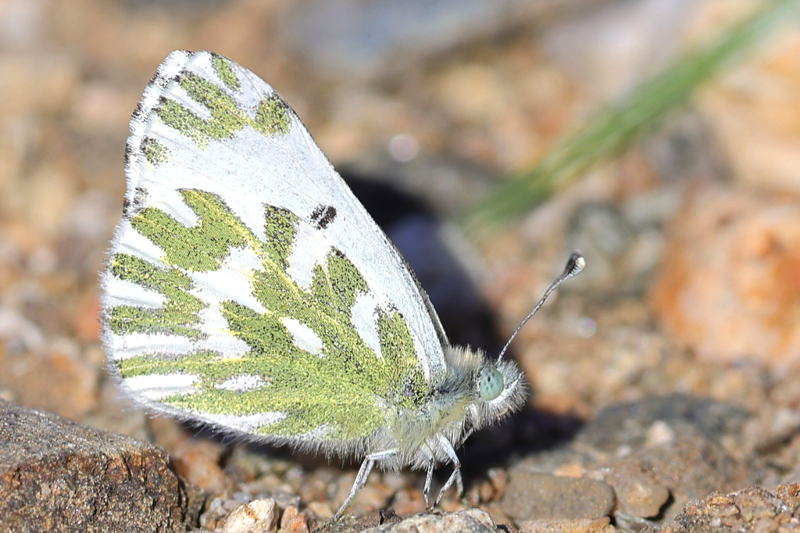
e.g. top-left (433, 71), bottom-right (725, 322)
top-left (142, 137), bottom-right (169, 165)
top-left (155, 68), bottom-right (290, 147)
top-left (211, 54), bottom-right (240, 91)
top-left (157, 72), bottom-right (247, 146)
top-left (108, 253), bottom-right (205, 339)
top-left (377, 310), bottom-right (427, 407)
top-left (132, 190), bottom-right (248, 271)
top-left (111, 193), bottom-right (427, 441)
top-left (254, 95), bottom-right (290, 135)
top-left (263, 206), bottom-right (299, 269)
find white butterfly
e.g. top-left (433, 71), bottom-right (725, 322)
top-left (101, 50), bottom-right (583, 518)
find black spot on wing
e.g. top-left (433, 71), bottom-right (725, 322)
top-left (310, 205), bottom-right (337, 229)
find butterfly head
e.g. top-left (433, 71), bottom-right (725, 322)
top-left (442, 346), bottom-right (526, 431)
top-left (469, 356), bottom-right (527, 430)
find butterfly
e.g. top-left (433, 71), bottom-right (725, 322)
top-left (101, 50), bottom-right (584, 518)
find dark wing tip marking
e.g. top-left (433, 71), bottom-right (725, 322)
top-left (310, 205), bottom-right (337, 229)
top-left (131, 101), bottom-right (144, 122)
top-left (124, 187), bottom-right (148, 218)
top-left (123, 143), bottom-right (133, 166)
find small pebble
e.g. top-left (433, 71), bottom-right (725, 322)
top-left (391, 488), bottom-right (426, 516)
top-left (278, 505), bottom-right (309, 533)
top-left (600, 462), bottom-right (669, 518)
top-left (222, 498), bottom-right (279, 533)
top-left (645, 421), bottom-right (676, 447)
top-left (306, 501), bottom-right (333, 521)
top-left (350, 482), bottom-right (391, 515)
top-left (173, 440), bottom-right (232, 494)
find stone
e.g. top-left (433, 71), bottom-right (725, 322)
top-left (501, 472), bottom-right (615, 521)
top-left (0, 400), bottom-right (197, 533)
top-left (306, 501), bottom-right (334, 521)
top-left (518, 517), bottom-right (615, 533)
top-left (201, 496), bottom-right (247, 531)
top-left (600, 462), bottom-right (670, 518)
top-left (662, 483), bottom-right (800, 533)
top-left (172, 438), bottom-right (232, 495)
top-left (388, 488), bottom-right (426, 516)
top-left (623, 434), bottom-right (749, 520)
top-left (650, 184), bottom-right (800, 366)
top-left (361, 509), bottom-right (498, 533)
top-left (222, 498), bottom-right (279, 533)
top-left (277, 504), bottom-right (309, 533)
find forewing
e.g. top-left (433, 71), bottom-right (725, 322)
top-left (102, 51), bottom-right (446, 445)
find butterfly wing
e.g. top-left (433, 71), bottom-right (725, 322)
top-left (102, 51), bottom-right (447, 449)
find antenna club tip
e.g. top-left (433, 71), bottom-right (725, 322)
top-left (566, 251), bottom-right (586, 277)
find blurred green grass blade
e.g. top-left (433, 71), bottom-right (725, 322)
top-left (461, 0), bottom-right (799, 235)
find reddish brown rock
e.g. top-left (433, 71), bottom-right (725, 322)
top-left (278, 504), bottom-right (310, 533)
top-left (650, 184), bottom-right (800, 366)
top-left (0, 400), bottom-right (199, 533)
top-left (172, 438), bottom-right (232, 495)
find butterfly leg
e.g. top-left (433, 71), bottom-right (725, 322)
top-left (434, 434), bottom-right (462, 506)
top-left (333, 448), bottom-right (398, 520)
top-left (423, 460), bottom-right (435, 509)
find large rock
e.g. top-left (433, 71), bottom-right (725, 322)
top-left (650, 184), bottom-right (800, 366)
top-left (502, 473), bottom-right (615, 522)
top-left (361, 509), bottom-right (498, 533)
top-left (0, 400), bottom-right (199, 532)
top-left (314, 509), bottom-right (499, 533)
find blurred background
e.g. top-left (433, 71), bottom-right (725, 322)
top-left (1, 0), bottom-right (800, 529)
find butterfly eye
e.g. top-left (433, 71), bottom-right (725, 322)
top-left (478, 367), bottom-right (504, 401)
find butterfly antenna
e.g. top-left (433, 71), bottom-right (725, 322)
top-left (497, 252), bottom-right (586, 361)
